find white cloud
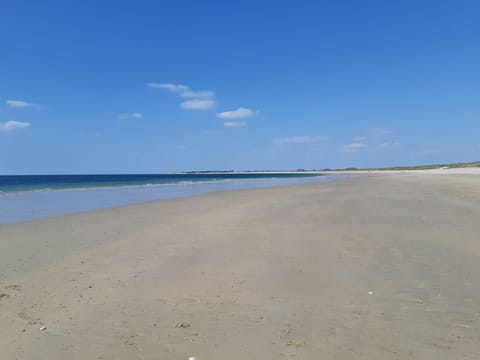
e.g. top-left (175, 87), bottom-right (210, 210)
top-left (217, 107), bottom-right (257, 119)
top-left (180, 90), bottom-right (215, 99)
top-left (147, 83), bottom-right (189, 93)
top-left (6, 99), bottom-right (35, 108)
top-left (180, 99), bottom-right (216, 110)
top-left (224, 121), bottom-right (247, 128)
top-left (379, 141), bottom-right (400, 147)
top-left (118, 112), bottom-right (143, 120)
top-left (148, 82), bottom-right (216, 109)
top-left (0, 120), bottom-right (30, 132)
top-left (273, 135), bottom-right (328, 144)
top-left (347, 142), bottom-right (368, 149)
top-left (353, 136), bottom-right (367, 141)
top-left (342, 142), bottom-right (368, 153)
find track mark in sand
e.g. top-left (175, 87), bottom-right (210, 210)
top-left (175, 322), bottom-right (191, 329)
top-left (5, 284), bottom-right (22, 291)
top-left (286, 340), bottom-right (306, 348)
top-left (0, 293), bottom-right (10, 300)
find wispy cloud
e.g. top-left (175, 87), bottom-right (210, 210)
top-left (180, 90), bottom-right (215, 99)
top-left (410, 149), bottom-right (443, 156)
top-left (118, 112), bottom-right (143, 120)
top-left (379, 141), bottom-right (400, 147)
top-left (148, 82), bottom-right (216, 110)
top-left (350, 128), bottom-right (398, 149)
top-left (371, 127), bottom-right (393, 137)
top-left (273, 135), bottom-right (328, 144)
top-left (347, 142), bottom-right (368, 148)
top-left (224, 121), bottom-right (247, 128)
top-left (0, 120), bottom-right (30, 132)
top-left (342, 142), bottom-right (368, 152)
top-left (147, 83), bottom-right (189, 93)
top-left (180, 99), bottom-right (216, 110)
top-left (6, 99), bottom-right (36, 108)
top-left (217, 107), bottom-right (257, 119)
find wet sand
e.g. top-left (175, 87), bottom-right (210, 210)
top-left (1, 172), bottom-right (480, 359)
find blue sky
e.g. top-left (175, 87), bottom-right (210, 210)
top-left (1, 0), bottom-right (479, 173)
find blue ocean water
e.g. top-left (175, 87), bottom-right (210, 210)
top-left (0, 173), bottom-right (322, 193)
top-left (0, 173), bottom-right (336, 224)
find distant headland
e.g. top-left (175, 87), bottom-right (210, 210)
top-left (181, 160), bottom-right (480, 174)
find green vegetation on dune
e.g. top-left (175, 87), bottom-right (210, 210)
top-left (368, 161), bottom-right (480, 171)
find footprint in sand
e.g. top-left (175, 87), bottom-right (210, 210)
top-left (18, 312), bottom-right (41, 326)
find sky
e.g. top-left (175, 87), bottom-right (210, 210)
top-left (1, 0), bottom-right (479, 173)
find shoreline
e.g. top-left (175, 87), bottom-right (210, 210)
top-left (0, 174), bottom-right (336, 225)
top-left (1, 173), bottom-right (480, 359)
top-left (3, 167), bottom-right (480, 225)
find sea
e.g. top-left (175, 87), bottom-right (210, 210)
top-left (0, 173), bottom-right (337, 224)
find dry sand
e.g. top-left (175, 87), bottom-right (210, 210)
top-left (1, 172), bottom-right (480, 359)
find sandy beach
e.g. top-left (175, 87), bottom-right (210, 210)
top-left (1, 172), bottom-right (480, 359)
